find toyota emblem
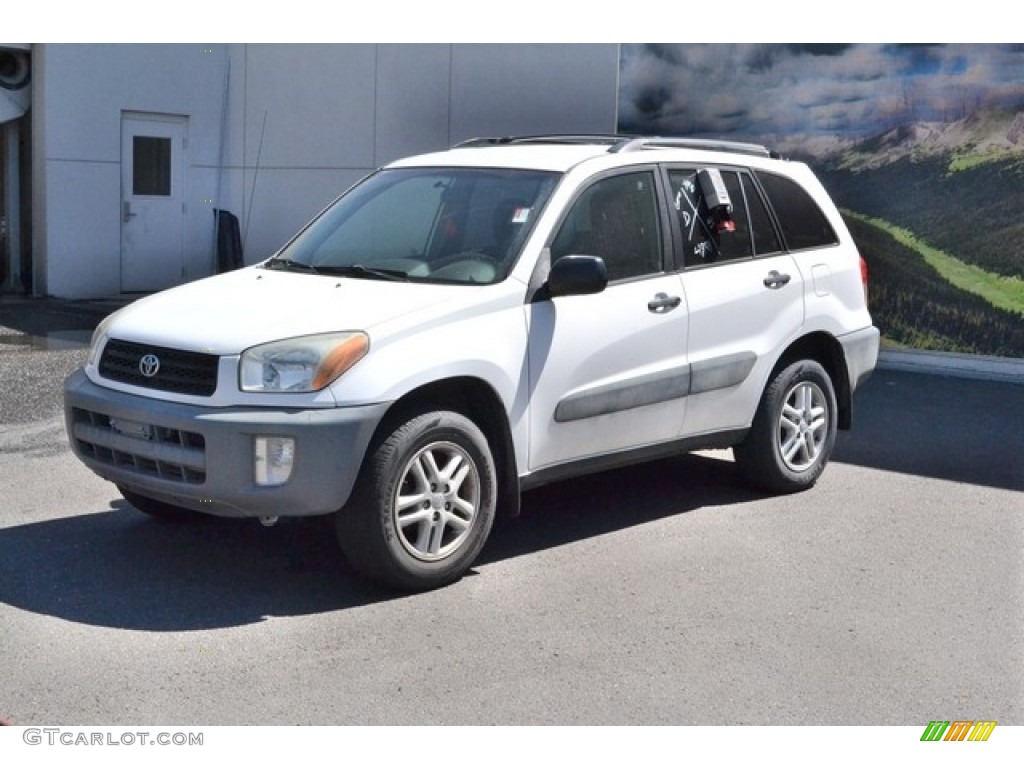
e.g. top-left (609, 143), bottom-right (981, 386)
top-left (139, 353), bottom-right (161, 378)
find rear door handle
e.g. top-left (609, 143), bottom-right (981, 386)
top-left (648, 293), bottom-right (682, 313)
top-left (763, 270), bottom-right (791, 289)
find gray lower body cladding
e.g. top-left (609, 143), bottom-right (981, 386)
top-left (63, 369), bottom-right (388, 518)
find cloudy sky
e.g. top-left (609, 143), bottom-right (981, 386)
top-left (618, 44), bottom-right (1024, 141)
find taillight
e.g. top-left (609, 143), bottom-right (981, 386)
top-left (859, 255), bottom-right (869, 307)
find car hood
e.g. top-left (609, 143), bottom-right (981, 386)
top-left (100, 267), bottom-right (502, 355)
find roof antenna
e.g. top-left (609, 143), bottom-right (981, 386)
top-left (243, 110), bottom-right (268, 251)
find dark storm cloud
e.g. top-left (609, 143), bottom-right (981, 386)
top-left (618, 43), bottom-right (1024, 139)
top-left (785, 44), bottom-right (855, 57)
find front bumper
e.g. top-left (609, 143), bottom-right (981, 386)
top-left (64, 369), bottom-right (389, 518)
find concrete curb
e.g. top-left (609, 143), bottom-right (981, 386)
top-left (878, 349), bottom-right (1024, 385)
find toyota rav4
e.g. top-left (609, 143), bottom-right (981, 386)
top-left (64, 135), bottom-right (879, 591)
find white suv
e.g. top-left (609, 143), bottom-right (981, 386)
top-left (65, 135), bottom-right (879, 591)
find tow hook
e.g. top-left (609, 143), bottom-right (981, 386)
top-left (259, 516), bottom-right (279, 528)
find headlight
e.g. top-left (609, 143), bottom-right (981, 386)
top-left (86, 315), bottom-right (114, 368)
top-left (239, 332), bottom-right (369, 392)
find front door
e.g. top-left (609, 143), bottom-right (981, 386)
top-left (527, 169), bottom-right (689, 471)
top-left (120, 113), bottom-right (187, 292)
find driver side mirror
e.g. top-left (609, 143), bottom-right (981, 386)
top-left (547, 254), bottom-right (608, 298)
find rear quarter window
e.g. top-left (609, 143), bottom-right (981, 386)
top-left (755, 171), bottom-right (838, 251)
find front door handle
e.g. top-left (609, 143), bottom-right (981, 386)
top-left (648, 293), bottom-right (682, 313)
top-left (763, 270), bottom-right (791, 289)
top-left (122, 201), bottom-right (137, 223)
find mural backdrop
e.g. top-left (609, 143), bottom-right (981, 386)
top-left (618, 44), bottom-right (1024, 359)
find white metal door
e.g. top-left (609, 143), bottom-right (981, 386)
top-left (526, 274), bottom-right (691, 471)
top-left (120, 113), bottom-right (187, 292)
top-left (679, 253), bottom-right (805, 435)
top-left (526, 169), bottom-right (691, 471)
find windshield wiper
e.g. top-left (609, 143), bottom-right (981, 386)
top-left (263, 258), bottom-right (320, 274)
top-left (315, 264), bottom-right (410, 281)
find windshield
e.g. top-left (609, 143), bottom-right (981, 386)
top-left (267, 167), bottom-right (560, 285)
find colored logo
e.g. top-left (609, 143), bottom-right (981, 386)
top-left (920, 721), bottom-right (996, 741)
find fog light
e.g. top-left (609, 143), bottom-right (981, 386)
top-left (254, 437), bottom-right (295, 486)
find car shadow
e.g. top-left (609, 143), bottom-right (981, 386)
top-left (481, 450), bottom-right (756, 564)
top-left (0, 453), bottom-right (757, 631)
top-left (832, 369), bottom-right (1023, 492)
top-left (0, 501), bottom-right (385, 632)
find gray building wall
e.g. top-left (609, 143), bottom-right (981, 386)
top-left (31, 43), bottom-right (620, 298)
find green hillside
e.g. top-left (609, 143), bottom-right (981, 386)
top-left (847, 216), bottom-right (1024, 358)
top-left (844, 211), bottom-right (1024, 315)
top-left (821, 156), bottom-right (1024, 280)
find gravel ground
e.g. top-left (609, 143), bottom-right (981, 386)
top-left (0, 295), bottom-right (108, 425)
top-left (0, 345), bottom-right (88, 424)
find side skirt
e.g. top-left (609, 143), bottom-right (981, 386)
top-left (519, 428), bottom-right (748, 493)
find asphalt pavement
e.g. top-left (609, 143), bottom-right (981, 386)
top-left (0, 293), bottom-right (133, 341)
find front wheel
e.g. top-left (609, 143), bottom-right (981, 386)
top-left (734, 360), bottom-right (837, 493)
top-left (336, 411), bottom-right (497, 591)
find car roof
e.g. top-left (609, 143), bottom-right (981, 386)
top-left (386, 143), bottom-right (608, 173)
top-left (385, 135), bottom-right (781, 174)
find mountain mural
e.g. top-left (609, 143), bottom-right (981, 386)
top-left (778, 108), bottom-right (1024, 171)
top-left (618, 44), bottom-right (1024, 358)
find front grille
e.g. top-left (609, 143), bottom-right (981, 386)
top-left (71, 407), bottom-right (207, 484)
top-left (99, 339), bottom-right (219, 396)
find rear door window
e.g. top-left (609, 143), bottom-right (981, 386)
top-left (668, 168), bottom-right (780, 267)
top-left (755, 170), bottom-right (837, 251)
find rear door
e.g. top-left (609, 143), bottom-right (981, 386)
top-left (668, 166), bottom-right (806, 436)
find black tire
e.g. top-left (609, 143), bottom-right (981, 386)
top-left (335, 411), bottom-right (497, 592)
top-left (118, 486), bottom-right (198, 521)
top-left (734, 360), bottom-right (837, 493)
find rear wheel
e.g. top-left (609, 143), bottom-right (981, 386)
top-left (734, 360), bottom-right (837, 493)
top-left (336, 411), bottom-right (497, 591)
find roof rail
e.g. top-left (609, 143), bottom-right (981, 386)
top-left (451, 134), bottom-right (781, 159)
top-left (610, 136), bottom-right (779, 158)
top-left (453, 134), bottom-right (624, 149)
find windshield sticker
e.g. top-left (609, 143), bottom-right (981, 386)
top-left (512, 207), bottom-right (531, 224)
